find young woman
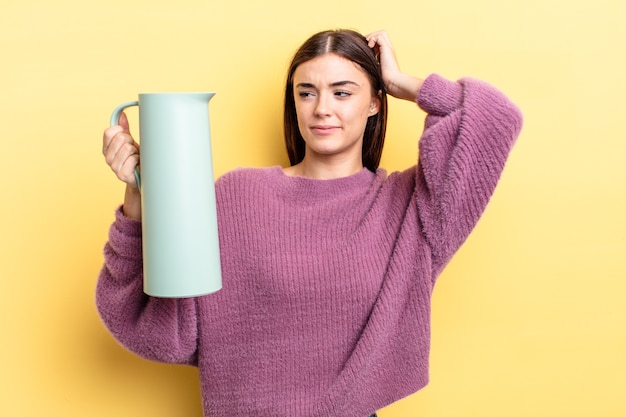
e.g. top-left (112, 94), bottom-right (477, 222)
top-left (98, 29), bottom-right (522, 417)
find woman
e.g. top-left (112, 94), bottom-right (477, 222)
top-left (98, 29), bottom-right (522, 417)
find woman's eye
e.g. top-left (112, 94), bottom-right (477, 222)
top-left (335, 91), bottom-right (352, 98)
top-left (298, 91), bottom-right (314, 98)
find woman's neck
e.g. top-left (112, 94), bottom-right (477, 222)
top-left (283, 156), bottom-right (364, 180)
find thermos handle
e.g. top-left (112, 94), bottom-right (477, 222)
top-left (110, 101), bottom-right (142, 189)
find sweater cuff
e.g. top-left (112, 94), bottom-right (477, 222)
top-left (416, 73), bottom-right (464, 117)
top-left (107, 205), bottom-right (143, 259)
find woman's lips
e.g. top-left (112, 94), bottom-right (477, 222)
top-left (311, 125), bottom-right (339, 135)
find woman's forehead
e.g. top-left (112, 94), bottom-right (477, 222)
top-left (293, 53), bottom-right (370, 86)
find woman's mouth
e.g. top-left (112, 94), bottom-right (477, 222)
top-left (311, 125), bottom-right (339, 135)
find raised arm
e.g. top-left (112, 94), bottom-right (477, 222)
top-left (367, 30), bottom-right (523, 275)
top-left (415, 74), bottom-right (523, 276)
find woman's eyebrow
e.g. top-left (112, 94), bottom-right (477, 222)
top-left (331, 80), bottom-right (360, 87)
top-left (295, 80), bottom-right (360, 88)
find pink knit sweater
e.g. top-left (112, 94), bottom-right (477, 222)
top-left (97, 74), bottom-right (522, 417)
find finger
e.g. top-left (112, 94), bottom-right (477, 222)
top-left (109, 141), bottom-right (140, 181)
top-left (102, 125), bottom-right (124, 154)
top-left (104, 133), bottom-right (138, 167)
top-left (103, 111), bottom-right (133, 153)
top-left (365, 30), bottom-right (389, 48)
top-left (365, 32), bottom-right (379, 48)
top-left (118, 153), bottom-right (140, 186)
top-left (118, 111), bottom-right (131, 133)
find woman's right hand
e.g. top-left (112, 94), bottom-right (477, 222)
top-left (103, 111), bottom-right (142, 220)
top-left (103, 111), bottom-right (140, 188)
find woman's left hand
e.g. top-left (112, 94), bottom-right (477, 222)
top-left (365, 30), bottom-right (424, 102)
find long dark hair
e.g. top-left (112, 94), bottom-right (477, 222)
top-left (283, 29), bottom-right (388, 172)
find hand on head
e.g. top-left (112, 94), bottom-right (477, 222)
top-left (365, 30), bottom-right (423, 101)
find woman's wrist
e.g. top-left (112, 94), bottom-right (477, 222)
top-left (388, 73), bottom-right (424, 102)
top-left (122, 185), bottom-right (142, 221)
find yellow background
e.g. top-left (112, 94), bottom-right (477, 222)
top-left (1, 0), bottom-right (624, 416)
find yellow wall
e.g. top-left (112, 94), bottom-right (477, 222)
top-left (1, 0), bottom-right (624, 416)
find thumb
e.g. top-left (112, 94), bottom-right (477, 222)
top-left (118, 111), bottom-right (131, 133)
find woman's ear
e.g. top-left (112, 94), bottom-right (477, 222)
top-left (368, 90), bottom-right (382, 116)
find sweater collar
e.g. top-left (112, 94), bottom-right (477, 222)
top-left (268, 165), bottom-right (378, 202)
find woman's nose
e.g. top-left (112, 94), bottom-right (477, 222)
top-left (314, 93), bottom-right (332, 117)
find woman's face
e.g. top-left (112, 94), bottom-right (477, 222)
top-left (293, 53), bottom-right (380, 166)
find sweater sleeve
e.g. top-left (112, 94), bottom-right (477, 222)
top-left (415, 74), bottom-right (523, 277)
top-left (95, 207), bottom-right (199, 366)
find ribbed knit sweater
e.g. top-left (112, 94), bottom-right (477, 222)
top-left (96, 74), bottom-right (523, 417)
